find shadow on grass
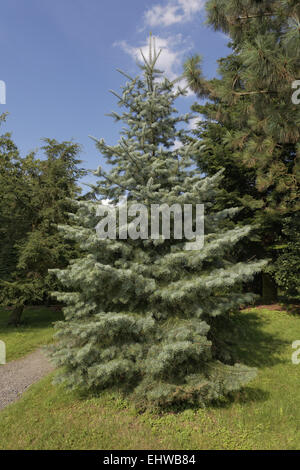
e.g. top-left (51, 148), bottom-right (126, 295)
top-left (229, 310), bottom-right (289, 369)
top-left (45, 308), bottom-right (290, 415)
top-left (0, 306), bottom-right (63, 331)
top-left (286, 304), bottom-right (300, 316)
top-left (148, 310), bottom-right (288, 414)
top-left (154, 386), bottom-right (271, 415)
top-left (209, 387), bottom-right (271, 411)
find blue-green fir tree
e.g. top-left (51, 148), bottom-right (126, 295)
top-left (50, 37), bottom-right (266, 408)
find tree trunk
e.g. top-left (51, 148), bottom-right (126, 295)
top-left (245, 273), bottom-right (262, 296)
top-left (7, 304), bottom-right (24, 326)
top-left (261, 273), bottom-right (278, 304)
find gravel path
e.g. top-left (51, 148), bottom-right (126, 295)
top-left (0, 349), bottom-right (54, 411)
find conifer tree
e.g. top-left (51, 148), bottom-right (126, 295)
top-left (50, 38), bottom-right (266, 408)
top-left (0, 131), bottom-right (85, 325)
top-left (0, 113), bottom-right (29, 282)
top-left (184, 0), bottom-right (300, 301)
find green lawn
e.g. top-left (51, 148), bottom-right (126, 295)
top-left (0, 306), bottom-right (62, 361)
top-left (0, 307), bottom-right (299, 450)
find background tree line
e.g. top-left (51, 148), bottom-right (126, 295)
top-left (184, 0), bottom-right (300, 302)
top-left (0, 113), bottom-right (87, 325)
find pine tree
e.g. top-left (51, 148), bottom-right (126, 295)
top-left (184, 0), bottom-right (300, 301)
top-left (50, 37), bottom-right (266, 408)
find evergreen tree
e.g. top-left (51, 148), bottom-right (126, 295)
top-left (0, 114), bottom-right (32, 280)
top-left (0, 131), bottom-right (85, 325)
top-left (50, 38), bottom-right (266, 408)
top-left (269, 215), bottom-right (300, 299)
top-left (184, 0), bottom-right (300, 301)
top-left (0, 114), bottom-right (38, 322)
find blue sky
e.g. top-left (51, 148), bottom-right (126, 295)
top-left (0, 0), bottom-right (230, 188)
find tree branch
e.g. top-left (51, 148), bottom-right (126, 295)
top-left (229, 13), bottom-right (274, 24)
top-left (233, 90), bottom-right (277, 96)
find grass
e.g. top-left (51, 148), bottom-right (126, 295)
top-left (0, 307), bottom-right (299, 449)
top-left (0, 306), bottom-right (62, 361)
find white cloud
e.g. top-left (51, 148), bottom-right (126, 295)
top-left (101, 198), bottom-right (113, 206)
top-left (115, 35), bottom-right (183, 80)
top-left (144, 0), bottom-right (205, 27)
top-left (171, 139), bottom-right (183, 150)
top-left (114, 35), bottom-right (194, 96)
top-left (188, 116), bottom-right (202, 130)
